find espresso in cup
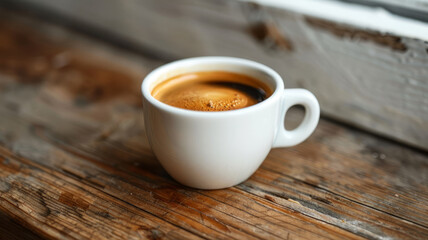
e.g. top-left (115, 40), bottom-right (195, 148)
top-left (151, 71), bottom-right (273, 111)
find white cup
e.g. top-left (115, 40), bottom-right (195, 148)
top-left (142, 57), bottom-right (320, 189)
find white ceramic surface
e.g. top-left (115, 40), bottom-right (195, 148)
top-left (141, 57), bottom-right (320, 189)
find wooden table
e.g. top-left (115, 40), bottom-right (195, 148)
top-left (1, 9), bottom-right (427, 240)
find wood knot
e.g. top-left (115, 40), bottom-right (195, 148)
top-left (244, 2), bottom-right (293, 51)
top-left (264, 194), bottom-right (276, 203)
top-left (58, 192), bottom-right (90, 210)
top-left (248, 21), bottom-right (293, 51)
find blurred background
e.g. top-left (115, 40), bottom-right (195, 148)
top-left (1, 0), bottom-right (427, 150)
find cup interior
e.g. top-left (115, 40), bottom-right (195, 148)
top-left (148, 58), bottom-right (279, 93)
top-left (142, 57), bottom-right (283, 114)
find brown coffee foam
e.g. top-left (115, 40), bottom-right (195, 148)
top-left (152, 71), bottom-right (272, 111)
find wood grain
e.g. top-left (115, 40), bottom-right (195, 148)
top-left (0, 8), bottom-right (428, 240)
top-left (4, 0), bottom-right (428, 150)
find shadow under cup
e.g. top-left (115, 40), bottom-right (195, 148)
top-left (141, 57), bottom-right (286, 189)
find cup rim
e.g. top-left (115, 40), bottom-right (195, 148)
top-left (141, 56), bottom-right (284, 116)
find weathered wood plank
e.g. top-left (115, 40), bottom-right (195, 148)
top-left (0, 147), bottom-right (202, 240)
top-left (0, 10), bottom-right (428, 240)
top-left (6, 0), bottom-right (428, 150)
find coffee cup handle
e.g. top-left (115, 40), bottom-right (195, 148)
top-left (272, 89), bottom-right (320, 148)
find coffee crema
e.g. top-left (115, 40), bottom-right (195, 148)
top-left (152, 71), bottom-right (272, 111)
